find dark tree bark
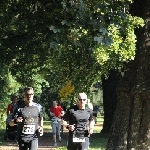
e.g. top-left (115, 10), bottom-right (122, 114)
top-left (106, 0), bottom-right (150, 149)
top-left (101, 70), bottom-right (119, 134)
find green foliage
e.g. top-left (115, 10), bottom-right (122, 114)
top-left (0, 65), bottom-right (22, 128)
top-left (94, 14), bottom-right (144, 76)
top-left (58, 80), bottom-right (74, 102)
top-left (0, 0), bottom-right (145, 114)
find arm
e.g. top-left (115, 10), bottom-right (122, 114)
top-left (39, 116), bottom-right (43, 127)
top-left (60, 110), bottom-right (65, 117)
top-left (88, 109), bottom-right (95, 134)
top-left (60, 106), bottom-right (65, 117)
top-left (62, 119), bottom-right (68, 128)
top-left (61, 108), bottom-right (69, 128)
top-left (7, 104), bottom-right (11, 116)
top-left (39, 106), bottom-right (43, 136)
top-left (9, 108), bottom-right (23, 126)
top-left (38, 116), bottom-right (43, 136)
top-left (88, 119), bottom-right (95, 134)
top-left (50, 107), bottom-right (55, 117)
top-left (9, 120), bottom-right (15, 126)
top-left (61, 108), bottom-right (75, 131)
top-left (9, 118), bottom-right (24, 127)
top-left (62, 119), bottom-right (75, 131)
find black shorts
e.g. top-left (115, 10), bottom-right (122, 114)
top-left (18, 138), bottom-right (38, 150)
top-left (67, 137), bottom-right (89, 150)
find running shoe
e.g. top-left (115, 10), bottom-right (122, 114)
top-left (53, 142), bottom-right (57, 146)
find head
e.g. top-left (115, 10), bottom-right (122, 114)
top-left (23, 87), bottom-right (34, 104)
top-left (52, 100), bottom-right (58, 107)
top-left (77, 92), bottom-right (87, 108)
top-left (11, 95), bottom-right (18, 104)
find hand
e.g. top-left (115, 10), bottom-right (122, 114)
top-left (9, 119), bottom-right (15, 126)
top-left (39, 126), bottom-right (43, 136)
top-left (60, 111), bottom-right (64, 116)
top-left (68, 124), bottom-right (75, 131)
top-left (51, 113), bottom-right (55, 117)
top-left (17, 117), bottom-right (23, 122)
top-left (88, 128), bottom-right (93, 134)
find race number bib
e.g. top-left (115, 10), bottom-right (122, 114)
top-left (73, 137), bottom-right (85, 142)
top-left (73, 128), bottom-right (85, 142)
top-left (22, 125), bottom-right (35, 134)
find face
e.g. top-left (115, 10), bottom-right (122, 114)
top-left (78, 93), bottom-right (87, 107)
top-left (24, 89), bottom-right (34, 103)
top-left (13, 97), bottom-right (18, 103)
top-left (53, 101), bottom-right (58, 107)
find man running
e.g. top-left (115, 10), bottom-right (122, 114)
top-left (10, 87), bottom-right (43, 150)
top-left (62, 92), bottom-right (95, 150)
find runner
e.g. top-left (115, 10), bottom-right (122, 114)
top-left (50, 100), bottom-right (64, 146)
top-left (9, 87), bottom-right (43, 150)
top-left (7, 95), bottom-right (18, 116)
top-left (62, 92), bottom-right (95, 150)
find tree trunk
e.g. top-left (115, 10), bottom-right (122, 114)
top-left (106, 0), bottom-right (150, 149)
top-left (101, 70), bottom-right (119, 134)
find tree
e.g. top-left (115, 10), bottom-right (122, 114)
top-left (1, 0), bottom-right (144, 87)
top-left (0, 0), bottom-right (145, 128)
top-left (58, 80), bottom-right (74, 103)
top-left (106, 0), bottom-right (150, 149)
top-left (101, 70), bottom-right (120, 134)
top-left (48, 0), bottom-right (144, 92)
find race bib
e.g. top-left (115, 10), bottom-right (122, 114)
top-left (73, 137), bottom-right (85, 142)
top-left (22, 124), bottom-right (35, 134)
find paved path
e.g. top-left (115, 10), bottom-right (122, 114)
top-left (0, 130), bottom-right (69, 150)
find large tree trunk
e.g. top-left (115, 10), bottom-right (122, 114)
top-left (106, 0), bottom-right (150, 149)
top-left (101, 70), bottom-right (119, 134)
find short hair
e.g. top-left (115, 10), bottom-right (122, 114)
top-left (52, 100), bottom-right (58, 103)
top-left (78, 92), bottom-right (87, 99)
top-left (23, 87), bottom-right (34, 94)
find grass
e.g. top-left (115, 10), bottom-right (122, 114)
top-left (90, 133), bottom-right (108, 150)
